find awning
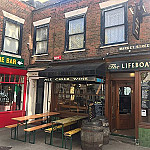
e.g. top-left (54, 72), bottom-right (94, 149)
top-left (39, 63), bottom-right (105, 78)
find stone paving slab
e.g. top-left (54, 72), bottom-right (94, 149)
top-left (1, 127), bottom-right (150, 150)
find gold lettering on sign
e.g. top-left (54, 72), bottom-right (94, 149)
top-left (6, 58), bottom-right (9, 64)
top-left (145, 62), bottom-right (149, 68)
top-left (0, 57), bottom-right (4, 63)
top-left (139, 62), bottom-right (144, 68)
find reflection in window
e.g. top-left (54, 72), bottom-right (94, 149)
top-left (34, 24), bottom-right (49, 55)
top-left (0, 84), bottom-right (24, 112)
top-left (66, 16), bottom-right (85, 51)
top-left (3, 18), bottom-right (22, 55)
top-left (101, 3), bottom-right (127, 46)
top-left (0, 74), bottom-right (25, 112)
top-left (119, 87), bottom-right (131, 114)
top-left (56, 83), bottom-right (105, 115)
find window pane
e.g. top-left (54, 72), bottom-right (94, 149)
top-left (36, 27), bottom-right (48, 41)
top-left (3, 37), bottom-right (19, 53)
top-left (69, 34), bottom-right (84, 50)
top-left (119, 86), bottom-right (131, 114)
top-left (105, 25), bottom-right (125, 44)
top-left (36, 41), bottom-right (47, 54)
top-left (141, 72), bottom-right (150, 123)
top-left (5, 21), bottom-right (20, 39)
top-left (69, 18), bottom-right (84, 35)
top-left (105, 7), bottom-right (124, 27)
top-left (0, 84), bottom-right (23, 112)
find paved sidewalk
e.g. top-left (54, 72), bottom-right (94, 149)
top-left (0, 127), bottom-right (150, 150)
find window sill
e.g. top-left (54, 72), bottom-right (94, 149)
top-left (100, 42), bottom-right (128, 49)
top-left (64, 49), bottom-right (86, 53)
top-left (31, 53), bottom-right (48, 57)
top-left (1, 52), bottom-right (21, 58)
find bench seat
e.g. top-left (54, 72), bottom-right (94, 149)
top-left (24, 122), bottom-right (53, 132)
top-left (64, 128), bottom-right (81, 150)
top-left (64, 128), bottom-right (81, 137)
top-left (45, 121), bottom-right (77, 133)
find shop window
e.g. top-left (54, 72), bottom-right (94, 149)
top-left (119, 87), bottom-right (131, 114)
top-left (55, 82), bottom-right (105, 116)
top-left (65, 15), bottom-right (86, 51)
top-left (0, 74), bottom-right (25, 112)
top-left (141, 72), bottom-right (150, 123)
top-left (101, 3), bottom-right (128, 46)
top-left (2, 18), bottom-right (23, 55)
top-left (33, 24), bottom-right (49, 55)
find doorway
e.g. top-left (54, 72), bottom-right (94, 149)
top-left (111, 80), bottom-right (135, 137)
top-left (35, 79), bottom-right (44, 114)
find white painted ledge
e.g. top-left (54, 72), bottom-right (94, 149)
top-left (99, 0), bottom-right (128, 9)
top-left (33, 17), bottom-right (51, 26)
top-left (65, 7), bottom-right (88, 18)
top-left (2, 10), bottom-right (25, 24)
top-left (1, 52), bottom-right (21, 58)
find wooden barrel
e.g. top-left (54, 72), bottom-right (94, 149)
top-left (81, 118), bottom-right (110, 150)
top-left (81, 121), bottom-right (103, 150)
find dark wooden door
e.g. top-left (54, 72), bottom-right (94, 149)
top-left (110, 81), bottom-right (117, 131)
top-left (116, 81), bottom-right (135, 130)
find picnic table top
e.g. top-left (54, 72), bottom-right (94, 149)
top-left (12, 112), bottom-right (60, 122)
top-left (52, 115), bottom-right (87, 125)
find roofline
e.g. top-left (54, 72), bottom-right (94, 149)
top-left (33, 0), bottom-right (75, 12)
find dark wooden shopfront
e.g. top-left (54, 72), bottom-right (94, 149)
top-left (105, 57), bottom-right (150, 139)
top-left (39, 62), bottom-right (106, 118)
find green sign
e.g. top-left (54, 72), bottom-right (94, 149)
top-left (0, 55), bottom-right (24, 68)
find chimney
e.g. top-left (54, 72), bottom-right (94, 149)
top-left (29, 0), bottom-right (34, 6)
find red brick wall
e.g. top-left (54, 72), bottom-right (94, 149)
top-left (0, 0), bottom-right (33, 66)
top-left (31, 0), bottom-right (150, 63)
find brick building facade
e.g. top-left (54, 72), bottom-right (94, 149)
top-left (28, 0), bottom-right (150, 147)
top-left (0, 0), bottom-right (150, 147)
top-left (0, 0), bottom-right (33, 127)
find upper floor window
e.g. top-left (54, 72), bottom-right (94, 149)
top-left (66, 15), bottom-right (86, 51)
top-left (2, 18), bottom-right (23, 55)
top-left (101, 3), bottom-right (128, 46)
top-left (33, 24), bottom-right (49, 55)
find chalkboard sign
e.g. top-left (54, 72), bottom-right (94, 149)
top-left (88, 101), bottom-right (105, 121)
top-left (141, 81), bottom-right (150, 109)
top-left (94, 103), bottom-right (104, 117)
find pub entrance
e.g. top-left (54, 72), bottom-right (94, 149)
top-left (110, 74), bottom-right (135, 137)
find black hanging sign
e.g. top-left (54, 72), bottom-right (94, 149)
top-left (132, 4), bottom-right (141, 40)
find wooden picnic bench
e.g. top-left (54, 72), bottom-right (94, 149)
top-left (46, 115), bottom-right (87, 148)
top-left (5, 118), bottom-right (47, 139)
top-left (45, 121), bottom-right (77, 145)
top-left (24, 122), bottom-right (55, 144)
top-left (8, 112), bottom-right (60, 142)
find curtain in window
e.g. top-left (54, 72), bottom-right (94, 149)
top-left (68, 18), bottom-right (84, 50)
top-left (36, 27), bottom-right (47, 41)
top-left (4, 37), bottom-right (19, 53)
top-left (69, 34), bottom-right (84, 50)
top-left (3, 21), bottom-right (20, 53)
top-left (36, 27), bottom-right (48, 54)
top-left (36, 41), bottom-right (47, 54)
top-left (105, 7), bottom-right (125, 44)
top-left (69, 18), bottom-right (84, 34)
top-left (105, 25), bottom-right (124, 44)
